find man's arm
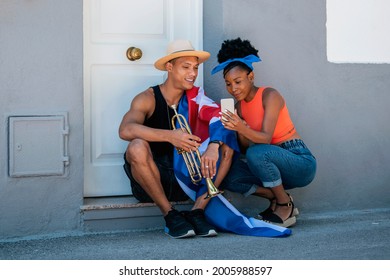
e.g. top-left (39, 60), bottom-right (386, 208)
top-left (119, 88), bottom-right (169, 142)
top-left (212, 144), bottom-right (234, 188)
top-left (119, 88), bottom-right (201, 152)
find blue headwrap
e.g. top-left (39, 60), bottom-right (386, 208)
top-left (211, 54), bottom-right (261, 75)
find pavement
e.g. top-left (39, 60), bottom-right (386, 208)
top-left (1, 207), bottom-right (389, 260)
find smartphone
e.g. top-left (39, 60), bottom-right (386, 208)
top-left (220, 98), bottom-right (235, 121)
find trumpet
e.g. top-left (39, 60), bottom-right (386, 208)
top-left (170, 104), bottom-right (223, 199)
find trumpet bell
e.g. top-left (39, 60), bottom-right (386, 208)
top-left (204, 178), bottom-right (223, 199)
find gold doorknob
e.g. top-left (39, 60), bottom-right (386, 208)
top-left (126, 47), bottom-right (142, 61)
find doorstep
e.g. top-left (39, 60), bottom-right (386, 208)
top-left (80, 196), bottom-right (193, 233)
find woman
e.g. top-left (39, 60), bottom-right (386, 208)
top-left (213, 38), bottom-right (316, 228)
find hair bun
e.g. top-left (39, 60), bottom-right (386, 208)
top-left (217, 38), bottom-right (259, 63)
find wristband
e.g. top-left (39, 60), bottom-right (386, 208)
top-left (209, 140), bottom-right (222, 147)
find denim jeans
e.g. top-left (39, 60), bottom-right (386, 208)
top-left (220, 139), bottom-right (316, 196)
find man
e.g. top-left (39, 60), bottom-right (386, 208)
top-left (119, 40), bottom-right (235, 239)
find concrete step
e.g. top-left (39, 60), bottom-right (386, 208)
top-left (80, 196), bottom-right (193, 233)
top-left (80, 191), bottom-right (268, 233)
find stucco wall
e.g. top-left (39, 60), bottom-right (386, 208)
top-left (1, 0), bottom-right (389, 240)
top-left (0, 1), bottom-right (84, 239)
top-left (203, 0), bottom-right (390, 212)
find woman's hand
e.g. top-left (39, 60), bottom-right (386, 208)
top-left (220, 109), bottom-right (247, 132)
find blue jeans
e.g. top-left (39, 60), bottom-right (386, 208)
top-left (220, 139), bottom-right (316, 196)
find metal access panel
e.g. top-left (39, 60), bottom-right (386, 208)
top-left (8, 113), bottom-right (69, 177)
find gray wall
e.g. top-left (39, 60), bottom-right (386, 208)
top-left (0, 1), bottom-right (84, 239)
top-left (203, 0), bottom-right (390, 212)
top-left (0, 0), bottom-right (389, 239)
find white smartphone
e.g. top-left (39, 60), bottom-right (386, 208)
top-left (221, 98), bottom-right (235, 113)
top-left (220, 98), bottom-right (235, 121)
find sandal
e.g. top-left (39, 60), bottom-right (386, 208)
top-left (257, 194), bottom-right (299, 219)
top-left (257, 198), bottom-right (276, 219)
top-left (262, 200), bottom-right (297, 228)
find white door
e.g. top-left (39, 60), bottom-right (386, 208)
top-left (83, 0), bottom-right (205, 197)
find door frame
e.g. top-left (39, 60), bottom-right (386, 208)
top-left (82, 0), bottom-right (205, 197)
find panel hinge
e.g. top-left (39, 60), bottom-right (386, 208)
top-left (63, 125), bottom-right (70, 166)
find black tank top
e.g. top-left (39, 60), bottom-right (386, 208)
top-left (145, 85), bottom-right (176, 157)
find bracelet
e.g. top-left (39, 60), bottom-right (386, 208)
top-left (209, 140), bottom-right (222, 147)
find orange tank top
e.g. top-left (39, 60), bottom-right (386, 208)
top-left (240, 87), bottom-right (296, 144)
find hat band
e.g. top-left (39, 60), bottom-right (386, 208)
top-left (169, 49), bottom-right (196, 54)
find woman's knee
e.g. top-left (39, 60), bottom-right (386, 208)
top-left (246, 144), bottom-right (270, 165)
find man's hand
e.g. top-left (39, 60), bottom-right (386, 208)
top-left (170, 129), bottom-right (201, 152)
top-left (201, 143), bottom-right (220, 178)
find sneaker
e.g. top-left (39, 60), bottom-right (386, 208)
top-left (183, 209), bottom-right (218, 237)
top-left (164, 209), bottom-right (196, 239)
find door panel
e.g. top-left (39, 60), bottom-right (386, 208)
top-left (84, 0), bottom-right (204, 196)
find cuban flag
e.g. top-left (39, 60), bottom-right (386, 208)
top-left (173, 87), bottom-right (291, 237)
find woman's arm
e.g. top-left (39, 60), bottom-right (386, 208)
top-left (220, 89), bottom-right (284, 145)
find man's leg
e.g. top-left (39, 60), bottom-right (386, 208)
top-left (126, 139), bottom-right (172, 215)
top-left (183, 144), bottom-right (235, 237)
top-left (126, 139), bottom-right (195, 238)
top-left (193, 143), bottom-right (234, 209)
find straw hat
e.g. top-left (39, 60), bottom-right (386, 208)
top-left (154, 39), bottom-right (210, 71)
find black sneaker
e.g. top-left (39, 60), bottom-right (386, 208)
top-left (183, 209), bottom-right (218, 237)
top-left (164, 209), bottom-right (196, 239)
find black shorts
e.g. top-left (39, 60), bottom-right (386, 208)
top-left (123, 153), bottom-right (189, 202)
